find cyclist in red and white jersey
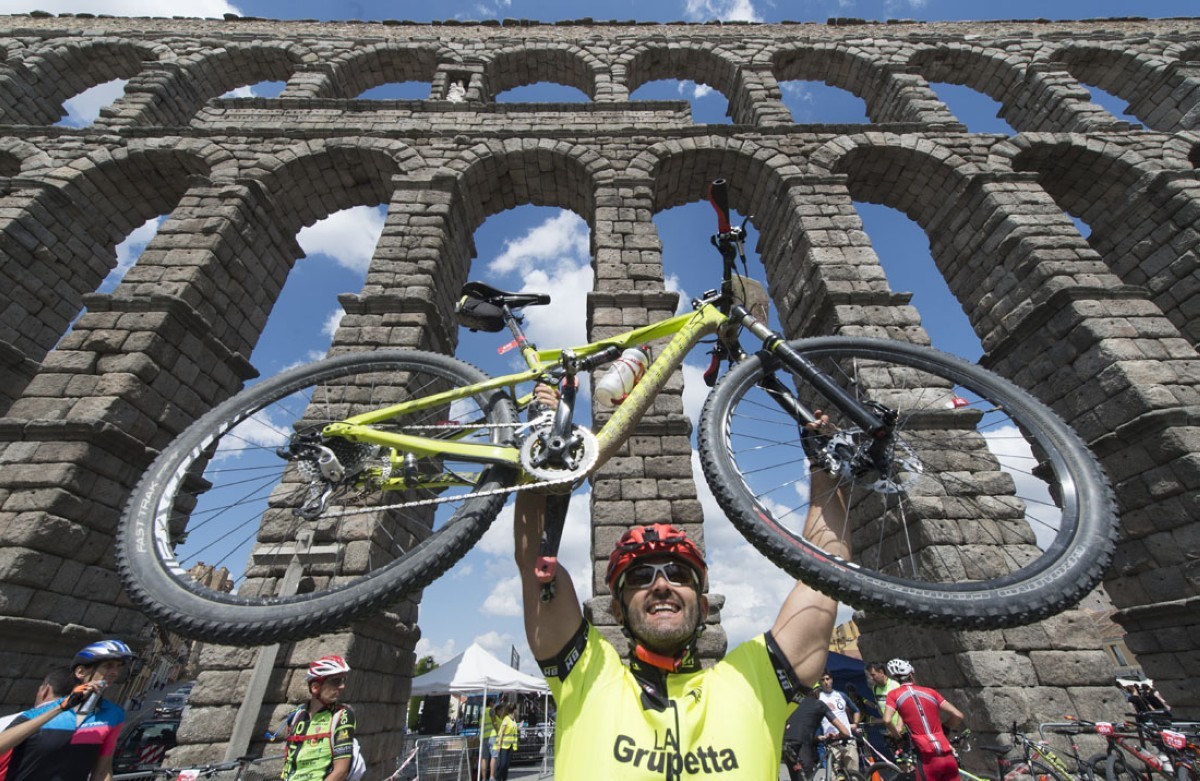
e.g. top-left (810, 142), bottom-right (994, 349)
top-left (881, 659), bottom-right (965, 781)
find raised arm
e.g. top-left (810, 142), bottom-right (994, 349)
top-left (770, 468), bottom-right (850, 687)
top-left (514, 491), bottom-right (584, 660)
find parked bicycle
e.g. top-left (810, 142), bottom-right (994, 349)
top-left (114, 754), bottom-right (277, 780)
top-left (978, 721), bottom-right (1108, 781)
top-left (1070, 714), bottom-right (1200, 781)
top-left (814, 735), bottom-right (867, 781)
top-left (117, 179), bottom-right (1118, 643)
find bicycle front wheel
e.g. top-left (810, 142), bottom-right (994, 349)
top-left (698, 336), bottom-right (1116, 628)
top-left (118, 349), bottom-right (519, 644)
top-left (1106, 753), bottom-right (1141, 781)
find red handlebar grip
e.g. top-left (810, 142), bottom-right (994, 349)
top-left (708, 179), bottom-right (731, 233)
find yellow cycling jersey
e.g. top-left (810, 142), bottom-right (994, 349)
top-left (540, 622), bottom-right (803, 780)
top-left (496, 715), bottom-right (519, 750)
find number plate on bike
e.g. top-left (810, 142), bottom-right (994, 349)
top-left (1162, 730), bottom-right (1186, 750)
top-left (1095, 722), bottom-right (1114, 735)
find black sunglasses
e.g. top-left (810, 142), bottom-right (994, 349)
top-left (621, 561), bottom-right (699, 590)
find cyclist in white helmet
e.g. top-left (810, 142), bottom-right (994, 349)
top-left (281, 655), bottom-right (358, 781)
top-left (0, 639), bottom-right (134, 781)
top-left (881, 659), bottom-right (966, 781)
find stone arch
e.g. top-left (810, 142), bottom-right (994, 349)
top-left (618, 42), bottom-right (742, 115)
top-left (812, 134), bottom-right (1011, 346)
top-left (445, 138), bottom-right (607, 228)
top-left (320, 43), bottom-right (447, 99)
top-left (908, 44), bottom-right (1041, 131)
top-left (3, 37), bottom-right (166, 125)
top-left (135, 41), bottom-right (312, 126)
top-left (430, 139), bottom-right (607, 339)
top-left (0, 144), bottom-right (213, 369)
top-left (245, 137), bottom-right (423, 235)
top-left (996, 134), bottom-right (1200, 344)
top-left (632, 135), bottom-right (800, 215)
top-left (0, 137), bottom-right (52, 174)
top-left (1044, 43), bottom-right (1190, 131)
top-left (769, 43), bottom-right (945, 125)
top-left (484, 43), bottom-right (602, 100)
top-left (812, 133), bottom-right (980, 219)
top-left (631, 135), bottom-right (811, 327)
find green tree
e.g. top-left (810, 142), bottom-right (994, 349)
top-left (406, 655), bottom-right (439, 730)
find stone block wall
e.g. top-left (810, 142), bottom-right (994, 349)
top-left (0, 13), bottom-right (1197, 774)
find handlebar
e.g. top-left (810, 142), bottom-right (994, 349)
top-left (708, 179), bottom-right (731, 234)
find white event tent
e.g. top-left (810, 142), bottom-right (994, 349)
top-left (409, 642), bottom-right (549, 697)
top-left (409, 643), bottom-right (551, 777)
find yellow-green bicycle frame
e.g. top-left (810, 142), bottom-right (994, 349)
top-left (319, 303), bottom-right (730, 491)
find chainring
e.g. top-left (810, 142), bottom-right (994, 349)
top-left (518, 424), bottom-right (599, 484)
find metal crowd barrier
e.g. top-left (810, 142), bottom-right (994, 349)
top-left (388, 734), bottom-right (473, 781)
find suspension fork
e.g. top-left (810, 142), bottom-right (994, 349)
top-left (729, 305), bottom-right (895, 448)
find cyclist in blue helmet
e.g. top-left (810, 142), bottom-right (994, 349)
top-left (0, 639), bottom-right (134, 781)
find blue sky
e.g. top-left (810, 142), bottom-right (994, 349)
top-left (7, 0), bottom-right (1193, 674)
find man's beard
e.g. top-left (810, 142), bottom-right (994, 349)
top-left (625, 597), bottom-right (701, 655)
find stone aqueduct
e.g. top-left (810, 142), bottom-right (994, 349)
top-left (0, 11), bottom-right (1197, 772)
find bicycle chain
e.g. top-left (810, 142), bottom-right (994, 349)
top-left (304, 420), bottom-right (581, 519)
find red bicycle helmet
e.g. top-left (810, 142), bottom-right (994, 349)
top-left (606, 523), bottom-right (707, 593)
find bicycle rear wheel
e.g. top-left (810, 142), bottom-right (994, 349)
top-left (118, 350), bottom-right (519, 643)
top-left (698, 336), bottom-right (1116, 628)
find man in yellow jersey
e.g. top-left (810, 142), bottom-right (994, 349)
top-left (515, 391), bottom-right (848, 780)
top-left (478, 697), bottom-right (499, 781)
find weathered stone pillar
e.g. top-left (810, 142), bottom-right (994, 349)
top-left (584, 179), bottom-right (728, 663)
top-left (935, 174), bottom-right (1200, 713)
top-left (0, 176), bottom-right (297, 706)
top-left (760, 174), bottom-right (1130, 747)
top-left (170, 178), bottom-right (465, 776)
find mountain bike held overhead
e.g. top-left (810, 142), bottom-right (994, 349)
top-left (116, 178), bottom-right (1118, 645)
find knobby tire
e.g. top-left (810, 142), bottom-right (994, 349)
top-left (698, 336), bottom-right (1116, 628)
top-left (117, 350), bottom-right (518, 644)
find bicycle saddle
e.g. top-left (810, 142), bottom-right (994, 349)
top-left (460, 281), bottom-right (550, 309)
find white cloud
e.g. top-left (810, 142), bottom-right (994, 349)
top-left (213, 409), bottom-right (291, 460)
top-left (414, 636), bottom-right (459, 665)
top-left (488, 210), bottom-right (588, 276)
top-left (982, 423), bottom-right (1059, 550)
top-left (681, 0), bottom-right (763, 22)
top-left (0, 0), bottom-right (240, 15)
top-left (781, 82), bottom-right (815, 102)
top-left (481, 575), bottom-right (523, 617)
top-left (473, 630), bottom-right (518, 659)
top-left (485, 211), bottom-right (593, 349)
top-left (477, 489), bottom-right (595, 603)
top-left (321, 309), bottom-right (344, 340)
top-left (664, 272), bottom-right (689, 311)
top-left (221, 85), bottom-right (257, 98)
top-left (101, 216), bottom-right (164, 292)
top-left (692, 83), bottom-right (713, 99)
top-left (59, 78), bottom-right (127, 127)
top-left (884, 0), bottom-right (927, 12)
top-left (516, 262), bottom-right (594, 350)
top-left (297, 205), bottom-right (386, 274)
